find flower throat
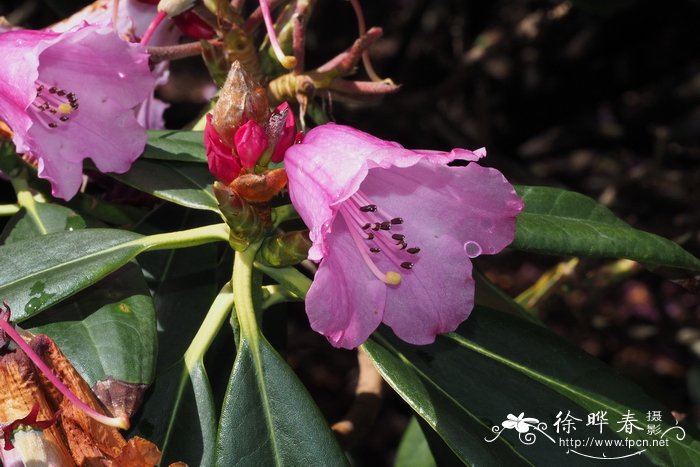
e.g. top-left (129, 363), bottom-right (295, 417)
top-left (339, 191), bottom-right (421, 285)
top-left (31, 82), bottom-right (79, 129)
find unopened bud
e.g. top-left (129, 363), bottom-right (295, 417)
top-left (212, 61), bottom-right (269, 147)
top-left (229, 169), bottom-right (288, 204)
top-left (157, 0), bottom-right (196, 17)
top-left (213, 182), bottom-right (268, 251)
top-left (260, 230), bottom-right (311, 267)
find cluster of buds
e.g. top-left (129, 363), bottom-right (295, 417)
top-left (206, 61), bottom-right (296, 251)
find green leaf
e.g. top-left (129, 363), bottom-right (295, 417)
top-left (1, 203), bottom-right (86, 243)
top-left (113, 159), bottom-right (218, 212)
top-left (134, 359), bottom-right (217, 466)
top-left (395, 417), bottom-right (437, 467)
top-left (364, 307), bottom-right (700, 466)
top-left (215, 334), bottom-right (348, 466)
top-left (144, 130), bottom-right (207, 163)
top-left (2, 202), bottom-right (157, 391)
top-left (26, 262), bottom-right (157, 386)
top-left (0, 224), bottom-right (226, 322)
top-left (513, 186), bottom-right (700, 271)
top-left (0, 229), bottom-right (144, 322)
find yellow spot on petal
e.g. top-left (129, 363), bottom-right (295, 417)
top-left (385, 272), bottom-right (402, 285)
top-left (57, 103), bottom-right (73, 114)
top-left (118, 303), bottom-right (131, 313)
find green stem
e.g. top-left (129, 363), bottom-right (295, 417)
top-left (0, 204), bottom-right (20, 216)
top-left (254, 262), bottom-right (311, 298)
top-left (234, 244), bottom-right (263, 342)
top-left (184, 282), bottom-right (235, 368)
top-left (139, 223), bottom-right (229, 250)
top-left (11, 175), bottom-right (47, 235)
top-left (261, 284), bottom-right (301, 309)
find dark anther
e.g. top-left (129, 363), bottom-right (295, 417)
top-left (59, 116), bottom-right (69, 122)
top-left (391, 218), bottom-right (403, 225)
top-left (48, 123), bottom-right (58, 128)
top-left (371, 223), bottom-right (380, 231)
top-left (380, 222), bottom-right (392, 230)
top-left (71, 102), bottom-right (79, 109)
top-left (366, 233), bottom-right (375, 240)
top-left (362, 223), bottom-right (371, 230)
top-left (360, 204), bottom-right (377, 212)
top-left (67, 93), bottom-right (76, 101)
top-left (56, 90), bottom-right (66, 96)
top-left (401, 262), bottom-right (414, 270)
top-left (391, 234), bottom-right (405, 241)
top-left (407, 247), bottom-right (421, 254)
top-left (36, 85), bottom-right (44, 92)
top-left (49, 109), bottom-right (57, 114)
top-left (370, 247), bottom-right (381, 253)
top-left (398, 241), bottom-right (408, 249)
top-left (49, 87), bottom-right (58, 94)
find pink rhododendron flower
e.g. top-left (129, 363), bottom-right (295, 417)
top-left (285, 123), bottom-right (524, 348)
top-left (0, 24), bottom-right (155, 199)
top-left (51, 0), bottom-right (183, 130)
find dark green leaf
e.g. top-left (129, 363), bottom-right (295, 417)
top-left (113, 159), bottom-right (218, 212)
top-left (0, 229), bottom-right (144, 322)
top-left (395, 417), bottom-right (437, 467)
top-left (144, 130), bottom-right (207, 163)
top-left (215, 335), bottom-right (348, 466)
top-left (1, 203), bottom-right (86, 244)
top-left (365, 307), bottom-right (700, 466)
top-left (26, 262), bottom-right (157, 386)
top-left (134, 360), bottom-right (216, 466)
top-left (513, 186), bottom-right (700, 271)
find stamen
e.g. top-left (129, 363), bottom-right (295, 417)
top-left (32, 82), bottom-right (79, 129)
top-left (366, 233), bottom-right (375, 240)
top-left (370, 247), bottom-right (381, 253)
top-left (401, 262), bottom-right (414, 270)
top-left (359, 204), bottom-right (377, 212)
top-left (391, 234), bottom-right (405, 241)
top-left (407, 247), bottom-right (420, 254)
top-left (379, 222), bottom-right (391, 231)
top-left (391, 218), bottom-right (403, 224)
top-left (340, 206), bottom-right (402, 285)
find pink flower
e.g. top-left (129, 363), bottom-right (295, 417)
top-left (285, 123), bottom-right (523, 348)
top-left (0, 24), bottom-right (155, 199)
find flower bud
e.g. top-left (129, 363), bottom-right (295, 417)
top-left (205, 114), bottom-right (241, 184)
top-left (212, 61), bottom-right (269, 147)
top-left (268, 103), bottom-right (296, 163)
top-left (260, 230), bottom-right (312, 267)
top-left (234, 120), bottom-right (268, 169)
top-left (213, 182), bottom-right (267, 251)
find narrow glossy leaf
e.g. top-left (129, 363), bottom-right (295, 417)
top-left (113, 159), bottom-right (218, 212)
top-left (0, 203), bottom-right (86, 243)
top-left (513, 186), bottom-right (700, 271)
top-left (144, 130), bottom-right (207, 163)
top-left (215, 335), bottom-right (348, 466)
top-left (134, 359), bottom-right (216, 466)
top-left (0, 229), bottom-right (144, 322)
top-left (365, 307), bottom-right (700, 466)
top-left (395, 417), bottom-right (437, 467)
top-left (26, 262), bottom-right (157, 386)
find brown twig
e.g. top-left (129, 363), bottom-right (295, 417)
top-left (292, 0), bottom-right (314, 75)
top-left (148, 40), bottom-right (221, 63)
top-left (331, 348), bottom-right (384, 449)
top-left (317, 27), bottom-right (383, 76)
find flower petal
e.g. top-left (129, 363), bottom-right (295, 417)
top-left (234, 120), bottom-right (268, 168)
top-left (205, 114), bottom-right (241, 184)
top-left (357, 160), bottom-right (520, 343)
top-left (285, 124), bottom-right (486, 260)
top-left (306, 217), bottom-right (386, 349)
